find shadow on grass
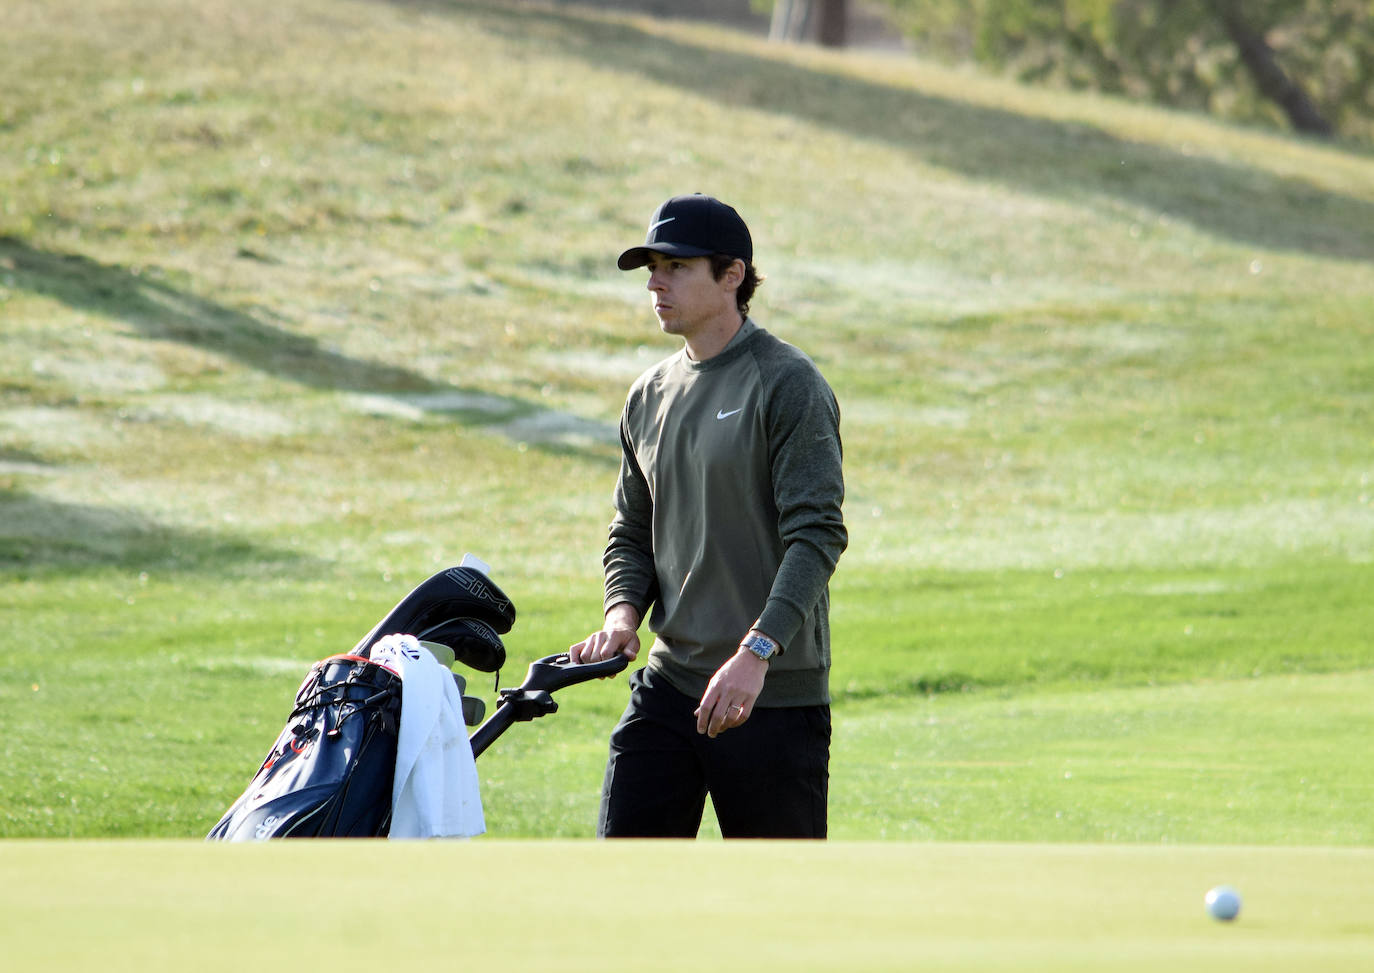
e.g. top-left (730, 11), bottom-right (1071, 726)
top-left (0, 487), bottom-right (311, 576)
top-left (833, 673), bottom-right (989, 704)
top-left (414, 0), bottom-right (1374, 262)
top-left (0, 236), bottom-right (618, 456)
top-left (0, 235), bottom-right (617, 572)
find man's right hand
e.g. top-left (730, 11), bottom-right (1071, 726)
top-left (568, 603), bottom-right (642, 665)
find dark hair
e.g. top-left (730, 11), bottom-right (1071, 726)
top-left (710, 254), bottom-right (764, 317)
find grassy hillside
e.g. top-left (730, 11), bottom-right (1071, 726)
top-left (1, 0), bottom-right (1371, 841)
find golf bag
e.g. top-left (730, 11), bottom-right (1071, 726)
top-left (207, 564), bottom-right (517, 841)
top-left (206, 653), bottom-right (404, 839)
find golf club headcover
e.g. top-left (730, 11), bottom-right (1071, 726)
top-left (424, 616), bottom-right (507, 674)
top-left (353, 566), bottom-right (516, 672)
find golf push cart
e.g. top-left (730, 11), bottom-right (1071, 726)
top-left (207, 560), bottom-right (625, 840)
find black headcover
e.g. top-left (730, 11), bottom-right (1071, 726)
top-left (352, 566), bottom-right (516, 672)
top-left (207, 654), bottom-right (402, 840)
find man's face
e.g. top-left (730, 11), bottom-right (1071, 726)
top-left (643, 253), bottom-right (739, 340)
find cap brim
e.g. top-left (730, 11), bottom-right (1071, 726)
top-left (617, 242), bottom-right (714, 271)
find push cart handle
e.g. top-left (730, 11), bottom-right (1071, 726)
top-left (517, 651), bottom-right (630, 693)
top-left (469, 651), bottom-right (630, 759)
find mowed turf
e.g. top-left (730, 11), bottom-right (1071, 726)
top-left (3, 840), bottom-right (1372, 972)
top-left (2, 0), bottom-right (1373, 904)
top-left (830, 669), bottom-right (1374, 844)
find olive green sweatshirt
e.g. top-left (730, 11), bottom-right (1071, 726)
top-left (602, 318), bottom-right (847, 707)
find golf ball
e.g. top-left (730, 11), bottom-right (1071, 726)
top-left (1205, 885), bottom-right (1242, 921)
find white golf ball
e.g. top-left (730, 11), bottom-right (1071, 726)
top-left (1205, 885), bottom-right (1242, 921)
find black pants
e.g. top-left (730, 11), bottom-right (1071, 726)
top-left (597, 665), bottom-right (830, 839)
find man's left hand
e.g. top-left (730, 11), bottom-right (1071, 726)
top-left (695, 647), bottom-right (768, 738)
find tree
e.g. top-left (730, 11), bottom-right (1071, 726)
top-left (1210, 0), bottom-right (1332, 135)
top-left (770, 0), bottom-right (850, 47)
top-left (881, 0), bottom-right (1373, 141)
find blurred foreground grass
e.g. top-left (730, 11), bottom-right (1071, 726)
top-left (1, 0), bottom-right (1370, 840)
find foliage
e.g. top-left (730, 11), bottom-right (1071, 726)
top-left (883, 0), bottom-right (1374, 141)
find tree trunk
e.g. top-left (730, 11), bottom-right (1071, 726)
top-left (770, 0), bottom-right (812, 42)
top-left (1209, 0), bottom-right (1334, 137)
top-left (771, 0), bottom-right (847, 47)
top-left (816, 0), bottom-right (848, 48)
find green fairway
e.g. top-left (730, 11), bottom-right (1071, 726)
top-left (2, 0), bottom-right (1371, 854)
top-left (4, 840), bottom-right (1373, 972)
top-left (832, 670), bottom-right (1374, 844)
top-left (3, 0), bottom-right (1373, 966)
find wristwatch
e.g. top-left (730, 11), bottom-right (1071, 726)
top-left (741, 632), bottom-right (779, 663)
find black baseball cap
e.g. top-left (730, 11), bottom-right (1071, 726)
top-left (617, 194), bottom-right (753, 271)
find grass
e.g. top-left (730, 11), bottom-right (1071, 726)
top-left (834, 670), bottom-right (1374, 844)
top-left (4, 841), bottom-right (1374, 972)
top-left (1, 0), bottom-right (1372, 862)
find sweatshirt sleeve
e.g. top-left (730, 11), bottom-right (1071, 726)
top-left (602, 389), bottom-right (659, 619)
top-left (754, 357), bottom-right (848, 649)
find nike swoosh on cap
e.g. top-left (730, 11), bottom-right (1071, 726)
top-left (648, 217), bottom-right (676, 232)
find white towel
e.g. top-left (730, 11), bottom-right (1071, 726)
top-left (369, 633), bottom-right (485, 839)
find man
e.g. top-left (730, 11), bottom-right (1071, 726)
top-left (569, 193), bottom-right (847, 839)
